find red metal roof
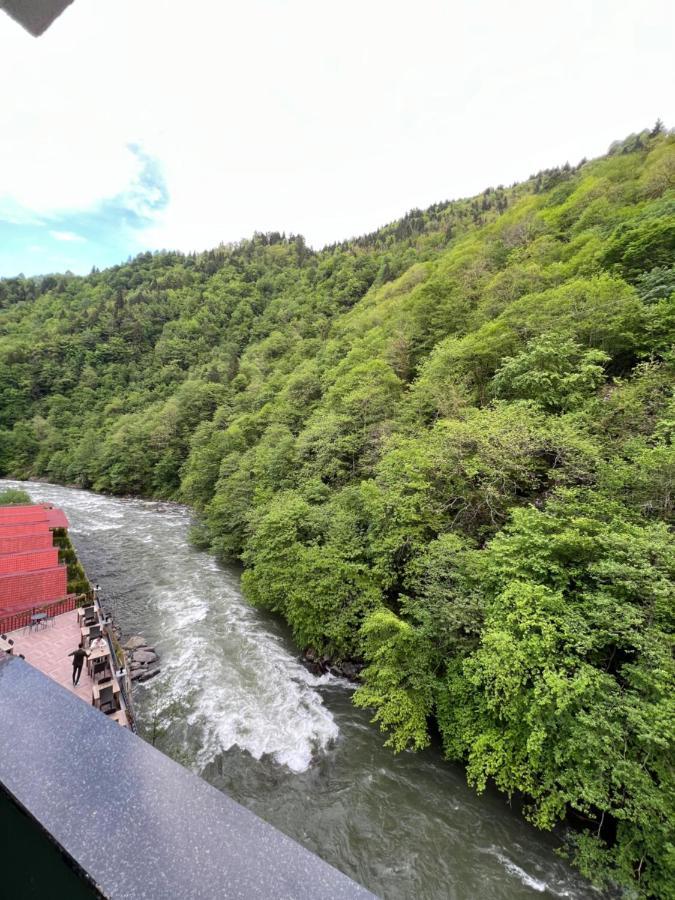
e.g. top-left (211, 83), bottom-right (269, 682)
top-left (0, 505), bottom-right (49, 521)
top-left (0, 523), bottom-right (52, 535)
top-left (0, 504), bottom-right (70, 615)
top-left (0, 514), bottom-right (49, 527)
top-left (0, 533), bottom-right (54, 553)
top-left (0, 504), bottom-right (69, 530)
top-left (0, 548), bottom-right (59, 575)
top-left (43, 507), bottom-right (69, 530)
top-left (0, 504), bottom-right (38, 512)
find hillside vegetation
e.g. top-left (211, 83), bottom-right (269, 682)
top-left (1, 127), bottom-right (674, 895)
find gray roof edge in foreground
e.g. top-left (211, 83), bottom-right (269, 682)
top-left (0, 654), bottom-right (376, 899)
top-left (0, 0), bottom-right (74, 36)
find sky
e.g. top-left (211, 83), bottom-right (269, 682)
top-left (0, 0), bottom-right (673, 277)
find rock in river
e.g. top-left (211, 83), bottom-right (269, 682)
top-left (133, 649), bottom-right (158, 666)
top-left (124, 635), bottom-right (147, 651)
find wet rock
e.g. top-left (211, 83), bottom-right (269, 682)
top-left (124, 635), bottom-right (147, 651)
top-left (313, 656), bottom-right (331, 675)
top-left (301, 648), bottom-right (365, 679)
top-left (334, 661), bottom-right (363, 680)
top-left (302, 647), bottom-right (325, 675)
top-left (125, 637), bottom-right (161, 695)
top-left (138, 667), bottom-right (160, 683)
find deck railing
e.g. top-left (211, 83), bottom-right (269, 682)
top-left (0, 594), bottom-right (80, 635)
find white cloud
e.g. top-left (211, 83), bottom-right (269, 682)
top-left (0, 197), bottom-right (45, 226)
top-left (49, 230), bottom-right (86, 242)
top-left (1, 0), bottom-right (673, 258)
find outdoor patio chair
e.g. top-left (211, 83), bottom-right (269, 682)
top-left (88, 624), bottom-right (102, 642)
top-left (98, 684), bottom-right (116, 715)
top-left (92, 661), bottom-right (110, 683)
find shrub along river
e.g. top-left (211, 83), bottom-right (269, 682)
top-left (5, 481), bottom-right (594, 899)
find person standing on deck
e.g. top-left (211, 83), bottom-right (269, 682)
top-left (68, 643), bottom-right (90, 686)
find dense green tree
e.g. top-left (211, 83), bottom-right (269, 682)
top-left (437, 492), bottom-right (674, 895)
top-left (491, 332), bottom-right (609, 411)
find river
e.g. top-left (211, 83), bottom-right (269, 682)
top-left (4, 481), bottom-right (594, 899)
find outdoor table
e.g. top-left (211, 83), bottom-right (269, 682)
top-left (30, 613), bottom-right (47, 630)
top-left (86, 646), bottom-right (111, 675)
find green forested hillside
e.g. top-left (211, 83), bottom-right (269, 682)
top-left (1, 128), bottom-right (674, 895)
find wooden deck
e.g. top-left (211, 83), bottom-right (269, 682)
top-left (8, 609), bottom-right (97, 704)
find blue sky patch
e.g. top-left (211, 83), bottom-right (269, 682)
top-left (0, 145), bottom-right (169, 277)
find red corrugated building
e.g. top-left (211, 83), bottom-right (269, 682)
top-left (0, 568), bottom-right (68, 612)
top-left (0, 507), bottom-right (50, 523)
top-left (0, 533), bottom-right (54, 553)
top-left (0, 548), bottom-right (60, 575)
top-left (0, 503), bottom-right (44, 513)
top-left (0, 502), bottom-right (68, 527)
top-left (0, 523), bottom-right (52, 536)
top-left (43, 506), bottom-right (69, 530)
top-left (0, 503), bottom-right (71, 617)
